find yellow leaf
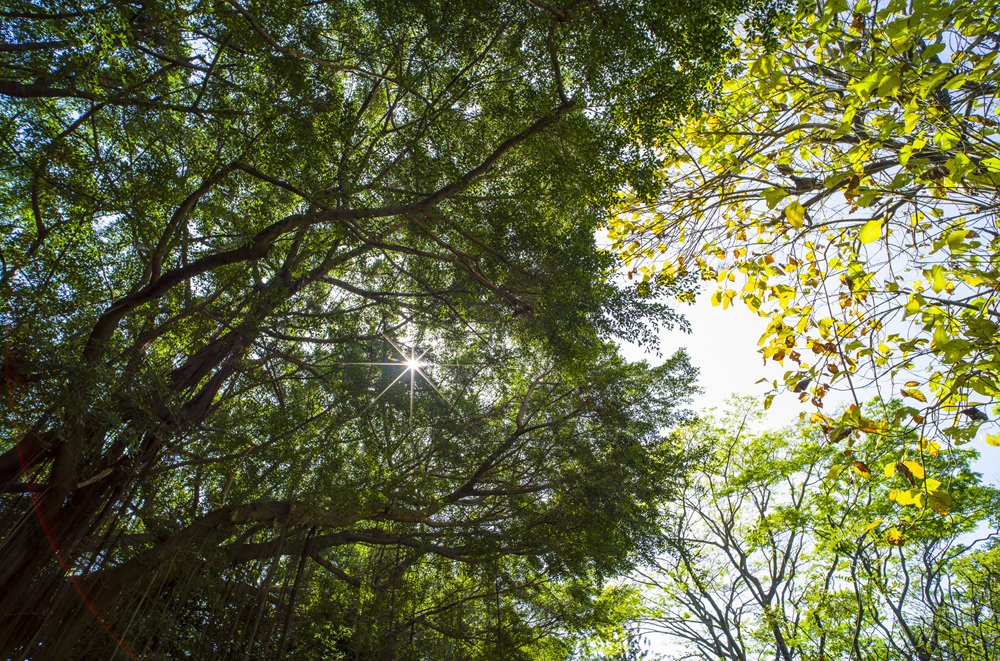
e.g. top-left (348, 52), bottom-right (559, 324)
top-left (858, 418), bottom-right (886, 434)
top-left (887, 528), bottom-right (905, 546)
top-left (901, 388), bottom-right (927, 403)
top-left (785, 201), bottom-right (806, 229)
top-left (810, 412), bottom-right (834, 425)
top-left (918, 438), bottom-right (940, 457)
top-left (852, 460), bottom-right (872, 480)
top-left (903, 460), bottom-right (925, 479)
top-left (924, 478), bottom-right (942, 491)
top-left (859, 218), bottom-right (883, 244)
top-left (884, 463), bottom-right (896, 477)
top-left (864, 518), bottom-right (884, 533)
top-left (986, 434), bottom-right (1000, 447)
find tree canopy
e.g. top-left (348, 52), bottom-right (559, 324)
top-left (9, 0), bottom-right (999, 658)
top-left (611, 0), bottom-right (1000, 478)
top-left (637, 401), bottom-right (1000, 660)
top-left (0, 0), bottom-right (764, 657)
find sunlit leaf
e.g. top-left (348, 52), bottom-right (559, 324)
top-left (785, 201), bottom-right (806, 228)
top-left (859, 218), bottom-right (883, 244)
top-left (902, 460), bottom-right (925, 480)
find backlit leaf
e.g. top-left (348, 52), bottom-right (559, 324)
top-left (902, 460), bottom-right (925, 480)
top-left (785, 201), bottom-right (806, 228)
top-left (859, 218), bottom-right (883, 244)
top-left (886, 528), bottom-right (904, 546)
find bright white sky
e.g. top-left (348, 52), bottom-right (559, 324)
top-left (619, 290), bottom-right (811, 425)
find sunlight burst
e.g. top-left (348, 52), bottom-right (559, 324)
top-left (335, 333), bottom-right (461, 420)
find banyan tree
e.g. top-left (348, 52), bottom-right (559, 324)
top-left (0, 0), bottom-right (760, 657)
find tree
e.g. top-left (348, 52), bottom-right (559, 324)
top-left (0, 0), bottom-right (753, 656)
top-left (610, 0), bottom-right (1000, 469)
top-left (636, 400), bottom-right (1000, 660)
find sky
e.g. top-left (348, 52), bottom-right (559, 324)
top-left (619, 291), bottom-right (814, 427)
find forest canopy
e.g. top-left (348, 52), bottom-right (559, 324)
top-left (0, 0), bottom-right (763, 657)
top-left (638, 400), bottom-right (1000, 660)
top-left (2, 0), bottom-right (998, 659)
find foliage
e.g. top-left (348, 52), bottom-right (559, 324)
top-left (637, 400), bottom-right (1000, 660)
top-left (610, 0), bottom-right (1000, 475)
top-left (0, 0), bottom-right (765, 657)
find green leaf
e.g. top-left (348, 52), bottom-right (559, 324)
top-left (920, 42), bottom-right (946, 60)
top-left (942, 74), bottom-right (967, 91)
top-left (927, 489), bottom-right (952, 515)
top-left (946, 229), bottom-right (971, 252)
top-left (877, 74), bottom-right (901, 97)
top-left (763, 186), bottom-right (788, 209)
